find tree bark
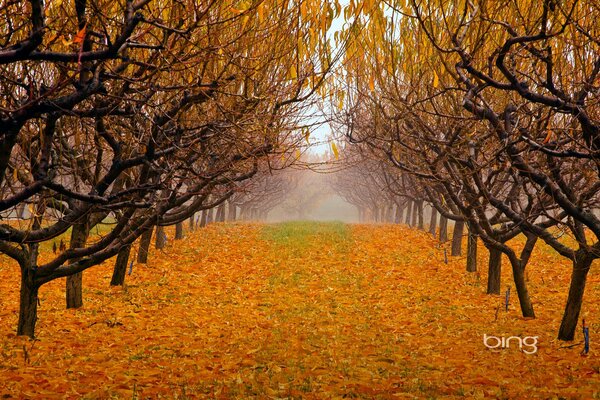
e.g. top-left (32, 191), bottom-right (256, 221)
top-left (207, 208), bottom-right (214, 224)
top-left (405, 200), bottom-right (412, 226)
top-left (110, 244), bottom-right (132, 286)
top-left (558, 253), bottom-right (593, 341)
top-left (66, 220), bottom-right (89, 309)
top-left (451, 220), bottom-right (465, 256)
top-left (188, 214), bottom-right (195, 231)
top-left (175, 222), bottom-right (184, 239)
top-left (411, 201), bottom-right (419, 228)
top-left (511, 259), bottom-right (535, 318)
top-left (137, 228), bottom-right (153, 263)
top-left (438, 215), bottom-right (448, 242)
top-left (17, 260), bottom-right (40, 337)
top-left (216, 203), bottom-right (226, 222)
top-left (487, 247), bottom-right (502, 295)
top-left (466, 229), bottom-right (477, 272)
top-left (155, 225), bottom-right (167, 249)
top-left (200, 209), bottom-right (208, 227)
top-left (429, 207), bottom-right (437, 235)
top-left (415, 201), bottom-right (424, 229)
top-left (394, 203), bottom-right (403, 224)
top-left (228, 202), bottom-right (237, 221)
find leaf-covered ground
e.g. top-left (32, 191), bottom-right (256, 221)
top-left (0, 222), bottom-right (599, 399)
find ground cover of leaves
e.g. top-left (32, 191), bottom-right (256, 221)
top-left (0, 222), bottom-right (599, 399)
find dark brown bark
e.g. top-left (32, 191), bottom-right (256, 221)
top-left (466, 229), bottom-right (477, 272)
top-left (17, 263), bottom-right (39, 337)
top-left (66, 220), bottom-right (89, 309)
top-left (511, 259), bottom-right (535, 318)
top-left (155, 226), bottom-right (167, 249)
top-left (487, 247), bottom-right (502, 295)
top-left (438, 215), bottom-right (448, 242)
top-left (451, 220), bottom-right (465, 256)
top-left (200, 209), bottom-right (208, 227)
top-left (175, 222), bottom-right (184, 239)
top-left (429, 207), bottom-right (437, 235)
top-left (110, 244), bottom-right (131, 286)
top-left (558, 253), bottom-right (593, 341)
top-left (137, 228), bottom-right (153, 263)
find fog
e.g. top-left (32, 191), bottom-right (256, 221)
top-left (267, 194), bottom-right (359, 222)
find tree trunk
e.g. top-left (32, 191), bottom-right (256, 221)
top-left (487, 247), bottom-right (502, 295)
top-left (394, 203), bottom-right (403, 224)
top-left (207, 208), bottom-right (214, 224)
top-left (411, 201), bottom-right (419, 228)
top-left (17, 262), bottom-right (39, 337)
top-left (188, 214), bottom-right (195, 231)
top-left (417, 202), bottom-right (424, 229)
top-left (200, 209), bottom-right (208, 227)
top-left (66, 220), bottom-right (89, 309)
top-left (429, 207), bottom-right (437, 235)
top-left (405, 200), bottom-right (412, 226)
top-left (466, 229), bottom-right (477, 272)
top-left (216, 204), bottom-right (226, 222)
top-left (558, 253), bottom-right (593, 341)
top-left (110, 244), bottom-right (132, 286)
top-left (438, 215), bottom-right (448, 242)
top-left (137, 228), bottom-right (153, 263)
top-left (451, 220), bottom-right (465, 256)
top-left (511, 259), bottom-right (535, 318)
top-left (155, 226), bottom-right (167, 249)
top-left (175, 222), bottom-right (184, 239)
top-left (387, 204), bottom-right (394, 223)
top-left (228, 202), bottom-right (237, 221)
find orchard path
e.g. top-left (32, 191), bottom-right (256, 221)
top-left (0, 222), bottom-right (598, 399)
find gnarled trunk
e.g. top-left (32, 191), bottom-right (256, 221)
top-left (466, 229), bottom-right (477, 272)
top-left (487, 247), bottom-right (502, 294)
top-left (511, 258), bottom-right (535, 318)
top-left (429, 207), bottom-right (437, 235)
top-left (137, 228), bottom-right (153, 263)
top-left (17, 261), bottom-right (40, 338)
top-left (155, 226), bottom-right (167, 249)
top-left (451, 220), bottom-right (464, 256)
top-left (175, 222), bottom-right (184, 239)
top-left (110, 244), bottom-right (132, 286)
top-left (200, 209), bottom-right (208, 227)
top-left (66, 220), bottom-right (89, 309)
top-left (438, 216), bottom-right (448, 242)
top-left (558, 253), bottom-right (594, 341)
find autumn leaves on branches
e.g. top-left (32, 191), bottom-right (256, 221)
top-left (331, 0), bottom-right (600, 341)
top-left (0, 0), bottom-right (338, 337)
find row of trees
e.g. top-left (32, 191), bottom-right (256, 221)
top-left (332, 0), bottom-right (600, 341)
top-left (0, 0), bottom-right (347, 337)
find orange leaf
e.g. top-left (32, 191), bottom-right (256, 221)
top-left (73, 25), bottom-right (86, 44)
